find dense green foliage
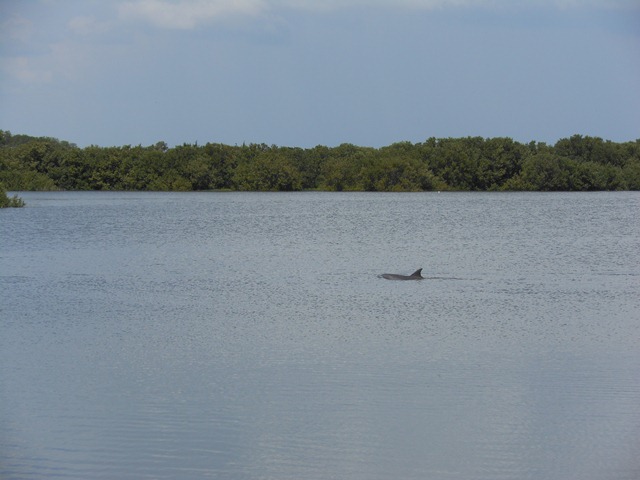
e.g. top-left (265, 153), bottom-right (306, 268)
top-left (1, 130), bottom-right (639, 192)
top-left (0, 184), bottom-right (25, 207)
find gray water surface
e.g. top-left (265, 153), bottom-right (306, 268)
top-left (1, 191), bottom-right (639, 479)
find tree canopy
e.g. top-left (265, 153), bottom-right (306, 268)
top-left (1, 130), bottom-right (638, 192)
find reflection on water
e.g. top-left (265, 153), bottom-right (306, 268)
top-left (1, 192), bottom-right (639, 479)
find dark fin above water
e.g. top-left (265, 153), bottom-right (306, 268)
top-left (380, 268), bottom-right (424, 280)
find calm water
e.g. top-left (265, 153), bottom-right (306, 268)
top-left (1, 191), bottom-right (639, 479)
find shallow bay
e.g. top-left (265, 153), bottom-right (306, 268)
top-left (1, 191), bottom-right (639, 479)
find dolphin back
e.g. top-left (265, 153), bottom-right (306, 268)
top-left (381, 268), bottom-right (424, 280)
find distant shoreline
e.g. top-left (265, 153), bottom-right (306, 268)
top-left (2, 131), bottom-right (639, 192)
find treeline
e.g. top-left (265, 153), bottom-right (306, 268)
top-left (1, 130), bottom-right (639, 192)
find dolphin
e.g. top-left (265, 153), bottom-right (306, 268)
top-left (380, 268), bottom-right (424, 280)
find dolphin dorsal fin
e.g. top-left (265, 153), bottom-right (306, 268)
top-left (411, 268), bottom-right (423, 277)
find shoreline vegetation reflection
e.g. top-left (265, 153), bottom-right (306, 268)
top-left (1, 130), bottom-right (639, 193)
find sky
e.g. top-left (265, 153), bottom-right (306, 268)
top-left (1, 0), bottom-right (639, 148)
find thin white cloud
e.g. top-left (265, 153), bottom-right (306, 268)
top-left (277, 0), bottom-right (492, 10)
top-left (280, 0), bottom-right (640, 9)
top-left (118, 0), bottom-right (267, 29)
top-left (116, 0), bottom-right (639, 29)
top-left (2, 14), bottom-right (34, 43)
top-left (68, 16), bottom-right (112, 36)
top-left (117, 0), bottom-right (497, 24)
top-left (1, 56), bottom-right (53, 84)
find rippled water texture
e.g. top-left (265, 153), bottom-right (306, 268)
top-left (1, 191), bottom-right (639, 479)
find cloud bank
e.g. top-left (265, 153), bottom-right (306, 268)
top-left (118, 0), bottom-right (638, 29)
top-left (118, 0), bottom-right (267, 29)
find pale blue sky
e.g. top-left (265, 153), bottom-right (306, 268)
top-left (1, 0), bottom-right (639, 147)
